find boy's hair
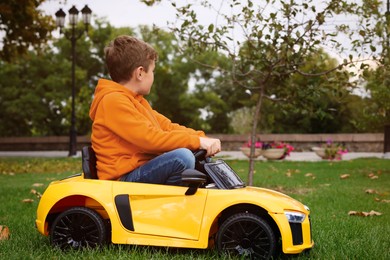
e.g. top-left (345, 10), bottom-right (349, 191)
top-left (104, 35), bottom-right (158, 83)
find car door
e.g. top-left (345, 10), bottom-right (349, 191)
top-left (112, 181), bottom-right (208, 240)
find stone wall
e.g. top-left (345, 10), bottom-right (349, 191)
top-left (0, 133), bottom-right (384, 152)
top-left (207, 133), bottom-right (384, 152)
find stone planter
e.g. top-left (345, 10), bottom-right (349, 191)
top-left (312, 147), bottom-right (342, 160)
top-left (262, 148), bottom-right (285, 160)
top-left (240, 147), bottom-right (262, 158)
top-left (312, 147), bottom-right (326, 159)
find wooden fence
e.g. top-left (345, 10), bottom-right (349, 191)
top-left (0, 133), bottom-right (384, 152)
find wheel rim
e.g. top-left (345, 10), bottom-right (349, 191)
top-left (219, 218), bottom-right (273, 259)
top-left (51, 211), bottom-right (102, 249)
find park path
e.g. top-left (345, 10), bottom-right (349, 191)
top-left (0, 151), bottom-right (385, 161)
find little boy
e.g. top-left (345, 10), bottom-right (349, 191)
top-left (89, 35), bottom-right (221, 185)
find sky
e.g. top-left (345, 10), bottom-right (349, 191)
top-left (40, 0), bottom-right (386, 66)
top-left (39, 0), bottom-right (386, 97)
top-left (41, 0), bottom-right (385, 54)
top-left (41, 0), bottom-right (185, 30)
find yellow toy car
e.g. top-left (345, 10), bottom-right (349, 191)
top-left (36, 147), bottom-right (313, 259)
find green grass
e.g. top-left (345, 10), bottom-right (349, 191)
top-left (0, 157), bottom-right (389, 259)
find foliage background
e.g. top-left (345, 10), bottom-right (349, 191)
top-left (0, 0), bottom-right (389, 137)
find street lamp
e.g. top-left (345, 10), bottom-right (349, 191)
top-left (55, 5), bottom-right (92, 156)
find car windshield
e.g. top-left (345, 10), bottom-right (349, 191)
top-left (204, 160), bottom-right (245, 189)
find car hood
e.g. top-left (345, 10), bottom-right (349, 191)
top-left (207, 186), bottom-right (308, 214)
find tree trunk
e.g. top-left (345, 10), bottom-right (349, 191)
top-left (247, 87), bottom-right (264, 186)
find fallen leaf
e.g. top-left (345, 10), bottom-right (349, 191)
top-left (369, 175), bottom-right (379, 179)
top-left (22, 199), bottom-right (34, 203)
top-left (0, 225), bottom-right (10, 240)
top-left (305, 173), bottom-right (314, 177)
top-left (340, 174), bottom-right (350, 179)
top-left (30, 189), bottom-right (42, 199)
top-left (365, 189), bottom-right (377, 194)
top-left (348, 210), bottom-right (382, 217)
top-left (368, 210), bottom-right (382, 216)
top-left (348, 211), bottom-right (360, 216)
top-left (32, 183), bottom-right (44, 187)
top-left (375, 198), bottom-right (390, 203)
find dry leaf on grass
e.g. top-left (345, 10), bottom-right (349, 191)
top-left (348, 210), bottom-right (382, 217)
top-left (32, 183), bottom-right (44, 187)
top-left (374, 198), bottom-right (390, 203)
top-left (22, 199), bottom-right (34, 203)
top-left (304, 173), bottom-right (316, 179)
top-left (368, 173), bottom-right (379, 179)
top-left (365, 189), bottom-right (377, 194)
top-left (30, 189), bottom-right (42, 199)
top-left (340, 174), bottom-right (350, 179)
top-left (0, 225), bottom-right (10, 240)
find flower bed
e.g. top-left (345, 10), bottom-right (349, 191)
top-left (241, 140), bottom-right (294, 160)
top-left (313, 139), bottom-right (348, 160)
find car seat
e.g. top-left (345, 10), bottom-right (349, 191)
top-left (81, 146), bottom-right (98, 179)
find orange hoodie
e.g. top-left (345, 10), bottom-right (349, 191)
top-left (89, 79), bottom-right (205, 180)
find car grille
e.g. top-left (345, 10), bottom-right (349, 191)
top-left (289, 216), bottom-right (312, 245)
top-left (289, 222), bottom-right (303, 245)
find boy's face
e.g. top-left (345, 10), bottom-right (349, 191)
top-left (139, 60), bottom-right (155, 95)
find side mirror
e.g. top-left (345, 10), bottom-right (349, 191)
top-left (182, 169), bottom-right (207, 195)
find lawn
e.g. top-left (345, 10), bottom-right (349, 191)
top-left (0, 157), bottom-right (389, 259)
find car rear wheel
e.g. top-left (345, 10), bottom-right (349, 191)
top-left (50, 207), bottom-right (107, 250)
top-left (216, 213), bottom-right (276, 259)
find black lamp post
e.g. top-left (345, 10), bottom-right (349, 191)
top-left (55, 5), bottom-right (92, 156)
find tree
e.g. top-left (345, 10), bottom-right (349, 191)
top-left (272, 49), bottom-right (356, 133)
top-left (0, 50), bottom-right (72, 136)
top-left (0, 0), bottom-right (55, 62)
top-left (0, 19), bottom-right (117, 137)
top-left (0, 20), bottom-right (214, 137)
top-left (360, 65), bottom-right (390, 131)
top-left (143, 0), bottom-right (380, 185)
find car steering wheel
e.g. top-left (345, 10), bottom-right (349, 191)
top-left (193, 149), bottom-right (207, 162)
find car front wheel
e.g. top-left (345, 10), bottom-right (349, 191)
top-left (50, 207), bottom-right (107, 250)
top-left (216, 212), bottom-right (276, 259)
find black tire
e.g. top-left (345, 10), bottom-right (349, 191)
top-left (216, 213), bottom-right (277, 259)
top-left (50, 207), bottom-right (107, 250)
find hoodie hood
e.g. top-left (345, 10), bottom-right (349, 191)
top-left (90, 79), bottom-right (140, 120)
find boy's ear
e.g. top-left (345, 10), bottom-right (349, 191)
top-left (134, 66), bottom-right (144, 80)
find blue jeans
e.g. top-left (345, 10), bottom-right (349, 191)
top-left (119, 148), bottom-right (195, 185)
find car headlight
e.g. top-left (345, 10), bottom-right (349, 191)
top-left (285, 211), bottom-right (306, 223)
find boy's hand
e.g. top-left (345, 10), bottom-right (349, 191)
top-left (199, 137), bottom-right (221, 157)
